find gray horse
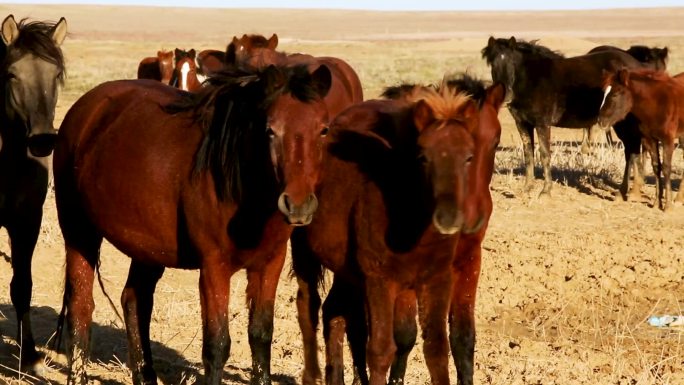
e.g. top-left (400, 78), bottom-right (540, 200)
top-left (0, 14), bottom-right (67, 374)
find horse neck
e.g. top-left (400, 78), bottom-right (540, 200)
top-left (627, 77), bottom-right (667, 119)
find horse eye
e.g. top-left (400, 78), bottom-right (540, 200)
top-left (6, 73), bottom-right (16, 80)
top-left (466, 155), bottom-right (474, 164)
top-left (266, 127), bottom-right (275, 138)
top-left (320, 127), bottom-right (329, 137)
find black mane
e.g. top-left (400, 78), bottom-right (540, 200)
top-left (381, 74), bottom-right (488, 107)
top-left (481, 37), bottom-right (564, 65)
top-left (166, 64), bottom-right (322, 203)
top-left (626, 45), bottom-right (669, 65)
top-left (2, 18), bottom-right (66, 83)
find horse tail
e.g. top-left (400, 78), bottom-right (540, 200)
top-left (96, 260), bottom-right (124, 325)
top-left (53, 273), bottom-right (69, 352)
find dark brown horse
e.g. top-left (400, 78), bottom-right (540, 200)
top-left (137, 50), bottom-right (174, 85)
top-left (226, 33), bottom-right (363, 117)
top-left (292, 83), bottom-right (484, 385)
top-left (315, 77), bottom-right (505, 385)
top-left (482, 36), bottom-right (647, 196)
top-left (54, 63), bottom-right (332, 385)
top-left (197, 48), bottom-right (226, 76)
top-left (174, 48), bottom-right (202, 92)
top-left (598, 69), bottom-right (684, 211)
top-left (0, 14), bottom-right (66, 374)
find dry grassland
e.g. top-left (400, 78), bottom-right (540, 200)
top-left (0, 4), bottom-right (682, 385)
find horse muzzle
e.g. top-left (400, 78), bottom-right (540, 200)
top-left (277, 192), bottom-right (319, 226)
top-left (27, 130), bottom-right (58, 157)
top-left (432, 203), bottom-right (464, 235)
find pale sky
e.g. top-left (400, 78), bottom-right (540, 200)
top-left (9, 0), bottom-right (684, 11)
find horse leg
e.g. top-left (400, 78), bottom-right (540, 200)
top-left (322, 278), bottom-right (349, 385)
top-left (246, 245), bottom-right (287, 385)
top-left (64, 236), bottom-right (102, 385)
top-left (675, 134), bottom-right (684, 204)
top-left (449, 236), bottom-right (482, 385)
top-left (6, 210), bottom-right (43, 374)
top-left (417, 272), bottom-right (453, 385)
top-left (199, 261), bottom-right (232, 385)
top-left (514, 119), bottom-right (536, 191)
top-left (642, 139), bottom-right (662, 209)
top-left (121, 261), bottom-right (165, 385)
top-left (613, 118), bottom-right (643, 201)
top-left (388, 290), bottom-right (417, 385)
top-left (536, 125), bottom-right (553, 195)
top-left (580, 127), bottom-right (591, 155)
top-left (344, 287), bottom-right (368, 385)
top-left (365, 279), bottom-right (397, 385)
top-left (662, 138), bottom-right (675, 211)
top-left (291, 229), bottom-right (323, 385)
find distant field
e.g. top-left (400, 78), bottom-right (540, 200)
top-left (0, 4), bottom-right (682, 385)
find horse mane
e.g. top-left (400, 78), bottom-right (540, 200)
top-left (165, 64), bottom-right (321, 203)
top-left (1, 18), bottom-right (66, 83)
top-left (444, 74), bottom-right (488, 107)
top-left (626, 45), bottom-right (669, 64)
top-left (481, 37), bottom-right (564, 65)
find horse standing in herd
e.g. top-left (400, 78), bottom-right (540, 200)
top-left (54, 63), bottom-right (332, 385)
top-left (227, 33), bottom-right (364, 117)
top-left (599, 68), bottom-right (684, 211)
top-left (481, 37), bottom-right (653, 196)
top-left (0, 14), bottom-right (67, 374)
top-left (137, 50), bottom-right (174, 85)
top-left (291, 77), bottom-right (502, 385)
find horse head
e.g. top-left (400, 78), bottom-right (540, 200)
top-left (157, 50), bottom-right (174, 85)
top-left (267, 64), bottom-right (332, 225)
top-left (412, 87), bottom-right (479, 235)
top-left (174, 48), bottom-right (200, 91)
top-left (481, 36), bottom-right (519, 100)
top-left (626, 45), bottom-right (669, 71)
top-left (226, 33), bottom-right (281, 69)
top-left (1, 15), bottom-right (67, 157)
top-left (598, 68), bottom-right (633, 129)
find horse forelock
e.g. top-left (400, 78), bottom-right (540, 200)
top-left (413, 85), bottom-right (473, 123)
top-left (3, 18), bottom-right (66, 83)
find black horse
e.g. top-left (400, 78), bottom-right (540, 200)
top-left (482, 36), bottom-right (647, 196)
top-left (0, 14), bottom-right (67, 373)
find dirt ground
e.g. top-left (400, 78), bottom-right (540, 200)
top-left (0, 4), bottom-right (682, 385)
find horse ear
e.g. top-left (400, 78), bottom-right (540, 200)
top-left (485, 83), bottom-right (506, 112)
top-left (51, 17), bottom-right (67, 46)
top-left (268, 33), bottom-right (278, 49)
top-left (661, 47), bottom-right (669, 60)
top-left (617, 68), bottom-right (630, 86)
top-left (174, 48), bottom-right (182, 57)
top-left (508, 36), bottom-right (516, 47)
top-left (310, 64), bottom-right (332, 98)
top-left (413, 100), bottom-right (435, 132)
top-left (189, 49), bottom-right (196, 58)
top-left (487, 36), bottom-right (495, 47)
top-left (1, 14), bottom-right (19, 46)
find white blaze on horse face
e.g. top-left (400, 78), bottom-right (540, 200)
top-left (180, 61), bottom-right (190, 91)
top-left (600, 85), bottom-right (612, 110)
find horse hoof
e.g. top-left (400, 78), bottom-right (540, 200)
top-left (28, 359), bottom-right (47, 377)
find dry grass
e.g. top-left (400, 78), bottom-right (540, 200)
top-left (0, 5), bottom-right (683, 385)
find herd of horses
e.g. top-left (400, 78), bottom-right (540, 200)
top-left (0, 12), bottom-right (682, 385)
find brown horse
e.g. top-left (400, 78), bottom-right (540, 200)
top-left (315, 77), bottom-right (505, 385)
top-left (599, 69), bottom-right (684, 211)
top-left (197, 48), bottom-right (226, 76)
top-left (0, 14), bottom-right (67, 374)
top-left (174, 48), bottom-right (202, 91)
top-left (54, 63), bottom-right (332, 385)
top-left (292, 83), bottom-right (484, 385)
top-left (227, 33), bottom-right (363, 117)
top-left (137, 50), bottom-right (174, 85)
